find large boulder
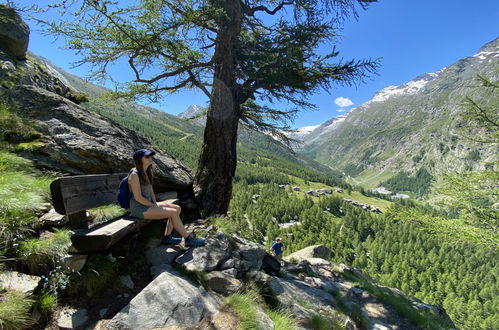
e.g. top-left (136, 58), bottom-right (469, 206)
top-left (232, 235), bottom-right (266, 272)
top-left (145, 239), bottom-right (186, 267)
top-left (108, 270), bottom-right (220, 329)
top-left (284, 245), bottom-right (330, 262)
top-left (0, 271), bottom-right (40, 295)
top-left (204, 271), bottom-right (243, 295)
top-left (56, 308), bottom-right (89, 330)
top-left (269, 276), bottom-right (335, 310)
top-left (0, 5), bottom-right (29, 59)
top-left (3, 85), bottom-right (193, 191)
top-left (176, 237), bottom-right (231, 272)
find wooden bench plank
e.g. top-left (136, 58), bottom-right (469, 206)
top-left (50, 173), bottom-right (126, 215)
top-left (70, 198), bottom-right (179, 252)
top-left (71, 216), bottom-right (150, 252)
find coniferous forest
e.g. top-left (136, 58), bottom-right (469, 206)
top-left (224, 180), bottom-right (498, 329)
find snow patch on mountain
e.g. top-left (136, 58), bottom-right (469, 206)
top-left (473, 50), bottom-right (499, 60)
top-left (295, 125), bottom-right (320, 135)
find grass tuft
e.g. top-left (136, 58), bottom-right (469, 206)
top-left (225, 291), bottom-right (261, 330)
top-left (0, 290), bottom-right (34, 329)
top-left (306, 314), bottom-right (344, 330)
top-left (36, 291), bottom-right (57, 314)
top-left (88, 204), bottom-right (127, 224)
top-left (173, 265), bottom-right (208, 288)
top-left (208, 216), bottom-right (241, 236)
top-left (0, 151), bottom-right (52, 254)
top-left (16, 229), bottom-right (71, 274)
top-left (67, 254), bottom-right (121, 297)
top-left (266, 309), bottom-right (297, 330)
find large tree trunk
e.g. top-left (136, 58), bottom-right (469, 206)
top-left (193, 0), bottom-right (242, 216)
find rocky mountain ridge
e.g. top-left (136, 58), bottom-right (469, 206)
top-left (297, 37), bottom-right (499, 187)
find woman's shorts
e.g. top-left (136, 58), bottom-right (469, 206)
top-left (129, 204), bottom-right (152, 219)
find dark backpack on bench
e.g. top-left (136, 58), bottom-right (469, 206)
top-left (117, 170), bottom-right (138, 209)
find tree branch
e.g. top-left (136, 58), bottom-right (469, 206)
top-left (188, 70), bottom-right (211, 98)
top-left (242, 0), bottom-right (295, 16)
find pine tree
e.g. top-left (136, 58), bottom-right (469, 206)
top-left (25, 0), bottom-right (378, 215)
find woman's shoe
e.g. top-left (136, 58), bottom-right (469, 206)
top-left (185, 234), bottom-right (206, 247)
top-left (161, 234), bottom-right (182, 245)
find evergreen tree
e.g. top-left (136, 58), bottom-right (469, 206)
top-left (26, 0), bottom-right (378, 215)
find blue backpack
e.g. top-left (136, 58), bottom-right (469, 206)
top-left (117, 170), bottom-right (137, 209)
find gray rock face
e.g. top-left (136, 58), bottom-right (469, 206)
top-left (205, 271), bottom-right (243, 295)
top-left (108, 270), bottom-right (219, 329)
top-left (146, 239), bottom-right (185, 267)
top-left (233, 235), bottom-right (266, 272)
top-left (261, 253), bottom-right (281, 274)
top-left (254, 305), bottom-right (274, 330)
top-left (119, 275), bottom-right (135, 290)
top-left (0, 271), bottom-right (40, 295)
top-left (269, 276), bottom-right (335, 310)
top-left (56, 308), bottom-right (88, 330)
top-left (4, 85), bottom-right (193, 191)
top-left (0, 5), bottom-right (29, 59)
top-left (150, 263), bottom-right (173, 278)
top-left (176, 237), bottom-right (231, 272)
top-left (284, 245), bottom-right (331, 262)
top-left (59, 254), bottom-right (87, 273)
top-left (40, 208), bottom-right (69, 226)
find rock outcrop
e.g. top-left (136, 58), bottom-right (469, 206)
top-left (114, 232), bottom-right (455, 330)
top-left (284, 244), bottom-right (331, 262)
top-left (4, 85), bottom-right (193, 191)
top-left (0, 271), bottom-right (40, 295)
top-left (0, 5), bottom-right (193, 193)
top-left (108, 271), bottom-right (220, 329)
top-left (0, 5), bottom-right (29, 59)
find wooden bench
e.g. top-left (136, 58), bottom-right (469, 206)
top-left (50, 173), bottom-right (178, 253)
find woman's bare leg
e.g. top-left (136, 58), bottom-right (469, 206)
top-left (156, 202), bottom-right (180, 236)
top-left (142, 205), bottom-right (189, 237)
top-left (164, 218), bottom-right (173, 235)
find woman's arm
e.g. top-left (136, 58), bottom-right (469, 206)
top-left (151, 187), bottom-right (157, 204)
top-left (129, 172), bottom-right (155, 206)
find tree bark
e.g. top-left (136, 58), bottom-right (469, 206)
top-left (193, 0), bottom-right (242, 216)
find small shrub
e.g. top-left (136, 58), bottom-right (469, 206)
top-left (66, 92), bottom-right (89, 104)
top-left (0, 290), bottom-right (34, 329)
top-left (466, 149), bottom-right (481, 161)
top-left (0, 103), bottom-right (40, 143)
top-left (208, 216), bottom-right (240, 236)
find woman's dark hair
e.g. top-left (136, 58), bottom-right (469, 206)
top-left (134, 157), bottom-right (154, 184)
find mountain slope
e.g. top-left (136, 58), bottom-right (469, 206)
top-left (30, 54), bottom-right (344, 184)
top-left (299, 38), bottom-right (499, 190)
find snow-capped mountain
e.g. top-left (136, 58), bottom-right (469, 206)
top-left (178, 105), bottom-right (206, 125)
top-left (299, 37), bottom-right (499, 184)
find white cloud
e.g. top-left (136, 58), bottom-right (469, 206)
top-left (337, 108), bottom-right (346, 113)
top-left (334, 97), bottom-right (353, 107)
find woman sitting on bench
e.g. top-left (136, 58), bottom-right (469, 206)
top-left (128, 149), bottom-right (205, 247)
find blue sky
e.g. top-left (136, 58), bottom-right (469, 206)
top-left (15, 0), bottom-right (499, 129)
